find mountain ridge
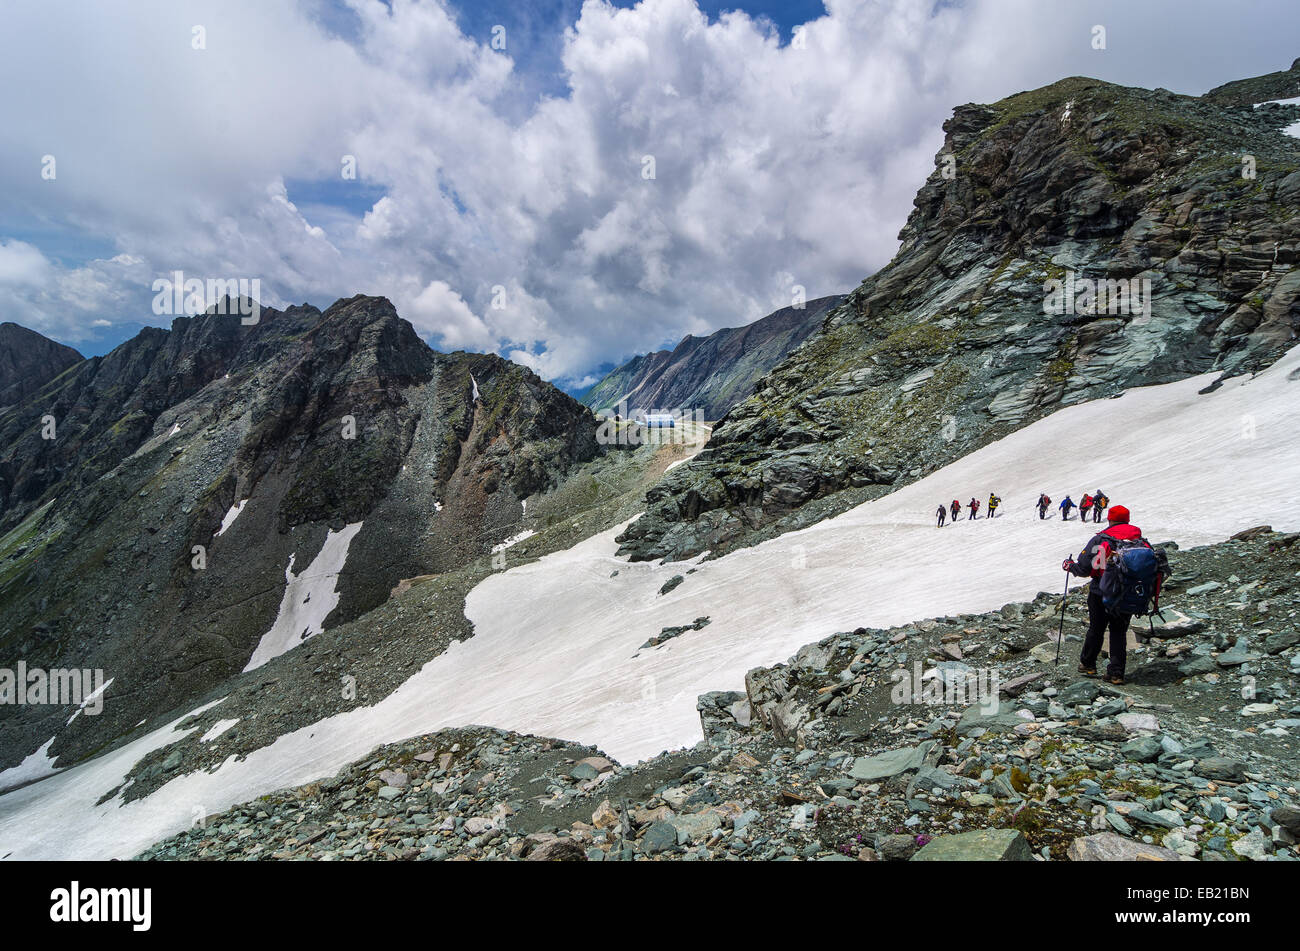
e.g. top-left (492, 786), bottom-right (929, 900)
top-left (616, 64), bottom-right (1300, 563)
top-left (579, 295), bottom-right (844, 420)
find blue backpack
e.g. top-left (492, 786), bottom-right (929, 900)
top-left (1099, 538), bottom-right (1167, 617)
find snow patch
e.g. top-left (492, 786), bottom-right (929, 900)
top-left (200, 719), bottom-right (240, 743)
top-left (66, 677), bottom-right (114, 725)
top-left (243, 522), bottom-right (363, 672)
top-left (214, 500), bottom-right (248, 538)
top-left (664, 453), bottom-right (699, 474)
top-left (0, 697), bottom-right (226, 857)
top-left (0, 738), bottom-right (59, 793)
top-left (491, 530), bottom-right (536, 553)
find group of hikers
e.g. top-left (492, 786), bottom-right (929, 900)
top-left (935, 493), bottom-right (1001, 526)
top-left (1036, 489), bottom-right (1110, 522)
top-left (1062, 503), bottom-right (1170, 685)
top-left (929, 490), bottom-right (1171, 684)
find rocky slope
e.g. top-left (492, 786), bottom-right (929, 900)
top-left (617, 64), bottom-right (1300, 563)
top-left (580, 295), bottom-right (844, 420)
top-left (137, 528), bottom-right (1300, 861)
top-left (0, 322), bottom-right (82, 412)
top-left (0, 297), bottom-right (600, 777)
top-left (1203, 57), bottom-right (1300, 107)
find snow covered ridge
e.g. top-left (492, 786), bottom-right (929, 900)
top-left (2, 346), bottom-right (1300, 859)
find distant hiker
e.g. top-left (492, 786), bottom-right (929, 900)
top-left (1059, 495), bottom-right (1076, 520)
top-left (951, 499), bottom-right (961, 521)
top-left (987, 493), bottom-right (1000, 518)
top-left (1092, 490), bottom-right (1109, 523)
top-left (969, 497), bottom-right (980, 519)
top-left (1037, 494), bottom-right (1051, 519)
top-left (1080, 494), bottom-right (1094, 520)
top-left (936, 505), bottom-right (946, 527)
top-left (1062, 505), bottom-right (1170, 685)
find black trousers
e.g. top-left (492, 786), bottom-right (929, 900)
top-left (1080, 585), bottom-right (1130, 677)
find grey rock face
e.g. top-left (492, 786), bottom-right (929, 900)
top-left (0, 322), bottom-right (83, 411)
top-left (618, 67), bottom-right (1300, 563)
top-left (0, 296), bottom-right (600, 776)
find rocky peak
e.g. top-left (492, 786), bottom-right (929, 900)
top-left (617, 66), bottom-right (1300, 563)
top-left (0, 322), bottom-right (83, 411)
top-left (0, 295), bottom-right (601, 779)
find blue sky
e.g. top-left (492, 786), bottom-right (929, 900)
top-left (1, 0), bottom-right (1297, 380)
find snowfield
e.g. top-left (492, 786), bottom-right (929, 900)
top-left (2, 346), bottom-right (1299, 859)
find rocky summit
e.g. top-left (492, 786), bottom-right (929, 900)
top-left (617, 67), bottom-right (1300, 562)
top-left (0, 297), bottom-right (602, 776)
top-left (0, 322), bottom-right (82, 412)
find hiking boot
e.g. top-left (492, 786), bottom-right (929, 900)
top-left (1103, 674), bottom-right (1125, 685)
top-left (1077, 664), bottom-right (1097, 677)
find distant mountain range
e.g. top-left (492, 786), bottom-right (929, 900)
top-left (579, 295), bottom-right (845, 421)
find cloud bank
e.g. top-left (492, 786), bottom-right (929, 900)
top-left (1, 0), bottom-right (1296, 381)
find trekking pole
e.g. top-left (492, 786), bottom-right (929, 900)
top-left (1054, 562), bottom-right (1071, 666)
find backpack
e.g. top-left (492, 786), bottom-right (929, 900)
top-left (1099, 536), bottom-right (1170, 617)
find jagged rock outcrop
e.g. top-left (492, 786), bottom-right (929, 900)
top-left (0, 297), bottom-right (598, 774)
top-left (580, 295), bottom-right (844, 420)
top-left (0, 322), bottom-right (82, 412)
top-left (618, 65), bottom-right (1300, 562)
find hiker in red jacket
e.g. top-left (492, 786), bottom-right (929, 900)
top-left (1061, 505), bottom-right (1145, 684)
top-left (951, 499), bottom-right (961, 521)
top-left (969, 497), bottom-right (980, 519)
top-left (1080, 493), bottom-right (1094, 521)
top-left (1037, 493), bottom-right (1051, 519)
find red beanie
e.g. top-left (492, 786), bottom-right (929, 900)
top-left (1108, 505), bottom-right (1130, 524)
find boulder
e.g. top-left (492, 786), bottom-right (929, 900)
top-left (639, 821), bottom-right (679, 855)
top-left (956, 702), bottom-right (1030, 736)
top-left (1066, 833), bottom-right (1191, 861)
top-left (525, 838), bottom-right (588, 861)
top-left (912, 828), bottom-right (1033, 861)
top-left (848, 741), bottom-right (937, 781)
